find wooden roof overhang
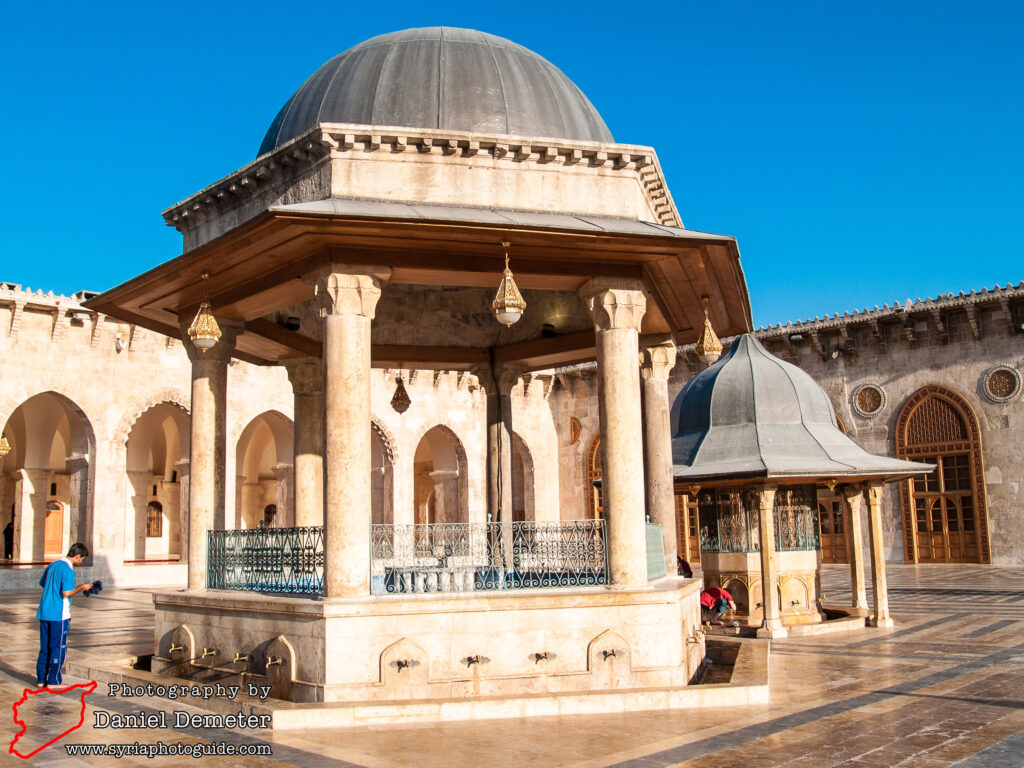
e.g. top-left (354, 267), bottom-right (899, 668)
top-left (85, 204), bottom-right (753, 371)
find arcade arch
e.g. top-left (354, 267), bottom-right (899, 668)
top-left (511, 432), bottom-right (535, 523)
top-left (124, 402), bottom-right (189, 561)
top-left (896, 385), bottom-right (991, 563)
top-left (371, 420), bottom-right (395, 525)
top-left (412, 426), bottom-right (468, 525)
top-left (235, 411), bottom-right (294, 529)
top-left (0, 392), bottom-right (95, 562)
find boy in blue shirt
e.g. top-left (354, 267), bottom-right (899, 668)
top-left (36, 542), bottom-right (91, 687)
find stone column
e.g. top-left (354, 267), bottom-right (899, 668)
top-left (272, 464), bottom-right (294, 527)
top-left (841, 485), bottom-right (870, 616)
top-left (285, 359), bottom-right (324, 528)
top-left (182, 321), bottom-right (239, 590)
top-left (579, 279), bottom-right (648, 587)
top-left (65, 454), bottom-right (91, 557)
top-left (429, 470), bottom-right (460, 524)
top-left (174, 459), bottom-right (189, 563)
top-left (866, 481), bottom-right (894, 628)
top-left (753, 485), bottom-right (786, 638)
top-left (640, 335), bottom-right (678, 576)
top-left (316, 267), bottom-right (389, 598)
top-left (476, 362), bottom-right (526, 524)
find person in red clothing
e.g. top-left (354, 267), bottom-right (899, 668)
top-left (700, 586), bottom-right (737, 626)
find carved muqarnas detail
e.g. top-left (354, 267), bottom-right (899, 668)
top-left (983, 366), bottom-right (1022, 403)
top-left (852, 384), bottom-right (886, 417)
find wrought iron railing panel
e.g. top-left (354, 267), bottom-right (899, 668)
top-left (698, 488), bottom-right (761, 553)
top-left (207, 526), bottom-right (324, 594)
top-left (774, 485), bottom-right (821, 552)
top-left (370, 520), bottom-right (608, 594)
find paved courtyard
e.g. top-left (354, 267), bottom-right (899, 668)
top-left (2, 565), bottom-right (1023, 767)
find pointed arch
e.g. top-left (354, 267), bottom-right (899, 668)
top-left (895, 385), bottom-right (990, 563)
top-left (371, 418), bottom-right (395, 525)
top-left (412, 424), bottom-right (469, 524)
top-left (585, 433), bottom-right (602, 519)
top-left (124, 401), bottom-right (190, 561)
top-left (0, 391), bottom-right (96, 562)
top-left (235, 411), bottom-right (295, 529)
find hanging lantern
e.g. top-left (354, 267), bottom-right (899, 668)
top-left (0, 435), bottom-right (10, 458)
top-left (491, 241), bottom-right (526, 326)
top-left (187, 272), bottom-right (222, 351)
top-left (390, 376), bottom-right (411, 414)
top-left (695, 296), bottom-right (723, 364)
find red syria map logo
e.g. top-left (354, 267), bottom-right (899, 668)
top-left (9, 681), bottom-right (97, 759)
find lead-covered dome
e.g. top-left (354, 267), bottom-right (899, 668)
top-left (258, 27), bottom-right (613, 156)
top-left (671, 334), bottom-right (932, 481)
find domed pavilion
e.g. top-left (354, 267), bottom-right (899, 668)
top-left (672, 334), bottom-right (932, 637)
top-left (87, 27), bottom-right (754, 722)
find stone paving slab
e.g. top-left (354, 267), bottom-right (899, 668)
top-left (1, 564), bottom-right (1022, 767)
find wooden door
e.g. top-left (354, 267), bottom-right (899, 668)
top-left (911, 453), bottom-right (978, 562)
top-left (674, 493), bottom-right (701, 563)
top-left (816, 492), bottom-right (846, 563)
top-left (44, 502), bottom-right (63, 556)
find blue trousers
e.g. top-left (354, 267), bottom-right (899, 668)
top-left (37, 619), bottom-right (70, 686)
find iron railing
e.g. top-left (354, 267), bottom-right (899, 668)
top-left (370, 520), bottom-right (608, 594)
top-left (699, 488), bottom-right (761, 553)
top-left (207, 526), bottom-right (324, 594)
top-left (697, 485), bottom-right (821, 554)
top-left (774, 485), bottom-right (821, 552)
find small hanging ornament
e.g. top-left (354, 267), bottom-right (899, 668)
top-left (188, 272), bottom-right (222, 351)
top-left (695, 296), bottom-right (723, 364)
top-left (492, 241), bottom-right (526, 326)
top-left (0, 435), bottom-right (11, 457)
top-left (390, 376), bottom-right (411, 414)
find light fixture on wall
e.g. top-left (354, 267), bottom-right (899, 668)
top-left (695, 296), bottom-right (723, 364)
top-left (187, 271), bottom-right (222, 351)
top-left (0, 435), bottom-right (10, 458)
top-left (390, 376), bottom-right (411, 414)
top-left (492, 240), bottom-right (526, 326)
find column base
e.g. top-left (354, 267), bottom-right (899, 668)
top-left (871, 616), bottom-right (895, 629)
top-left (848, 605), bottom-right (872, 618)
top-left (756, 620), bottom-right (788, 639)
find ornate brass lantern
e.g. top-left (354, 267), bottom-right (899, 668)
top-left (695, 296), bottom-right (723, 364)
top-left (492, 241), bottom-right (526, 326)
top-left (390, 376), bottom-right (411, 414)
top-left (187, 271), bottom-right (222, 351)
top-left (0, 435), bottom-right (10, 458)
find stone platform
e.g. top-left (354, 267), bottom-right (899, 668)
top-left (151, 577), bottom-right (706, 705)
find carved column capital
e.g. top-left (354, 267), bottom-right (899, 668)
top-left (472, 362), bottom-right (527, 395)
top-left (285, 358), bottom-right (323, 395)
top-left (640, 335), bottom-right (678, 380)
top-left (579, 279), bottom-right (647, 332)
top-left (314, 267), bottom-right (391, 318)
top-left (865, 481), bottom-right (885, 506)
top-left (841, 484), bottom-right (865, 505)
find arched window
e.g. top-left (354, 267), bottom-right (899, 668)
top-left (896, 385), bottom-right (990, 563)
top-left (586, 434), bottom-right (602, 519)
top-left (263, 504), bottom-right (277, 528)
top-left (146, 501), bottom-right (163, 538)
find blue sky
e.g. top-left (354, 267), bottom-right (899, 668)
top-left (1, 1), bottom-right (1021, 328)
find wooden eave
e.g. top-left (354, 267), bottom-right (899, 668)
top-left (84, 209), bottom-right (752, 370)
